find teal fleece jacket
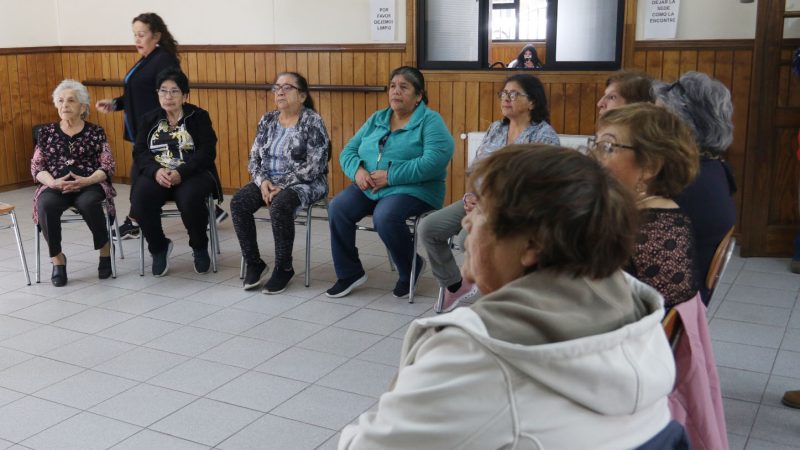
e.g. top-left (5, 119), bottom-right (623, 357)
top-left (339, 103), bottom-right (455, 208)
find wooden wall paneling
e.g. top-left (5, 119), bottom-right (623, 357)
top-left (244, 52), bottom-right (258, 187)
top-left (353, 53), bottom-right (367, 164)
top-left (286, 52), bottom-right (297, 74)
top-left (342, 52), bottom-right (356, 194)
top-left (713, 50), bottom-right (734, 88)
top-left (223, 52), bottom-right (239, 187)
top-left (450, 81), bottom-right (467, 201)
top-left (697, 50), bottom-right (716, 76)
top-left (768, 128), bottom-right (797, 225)
top-left (730, 49), bottom-right (753, 226)
top-left (661, 50), bottom-right (681, 82)
top-left (234, 52), bottom-right (248, 188)
top-left (296, 52), bottom-right (308, 79)
top-left (632, 50), bottom-right (646, 70)
top-left (377, 52), bottom-right (390, 87)
top-left (439, 82), bottom-right (454, 204)
top-left (316, 52), bottom-right (333, 194)
top-left (364, 53), bottom-right (378, 114)
top-left (8, 56), bottom-right (25, 185)
top-left (213, 53), bottom-right (230, 188)
top-left (563, 83), bottom-right (580, 134)
top-left (549, 83), bottom-right (565, 133)
top-left (679, 50), bottom-right (698, 74)
top-left (275, 52), bottom-right (287, 74)
top-left (17, 55), bottom-right (33, 182)
top-left (478, 82), bottom-right (494, 132)
top-left (329, 52), bottom-right (344, 194)
top-left (578, 82), bottom-right (597, 135)
top-left (0, 56), bottom-right (12, 185)
top-left (645, 50), bottom-right (663, 79)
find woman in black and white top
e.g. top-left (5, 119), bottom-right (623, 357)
top-left (231, 72), bottom-right (330, 294)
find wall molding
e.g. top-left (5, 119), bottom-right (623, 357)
top-left (634, 39), bottom-right (753, 50)
top-left (83, 80), bottom-right (387, 93)
top-left (0, 43), bottom-right (406, 55)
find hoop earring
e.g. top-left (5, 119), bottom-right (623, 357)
top-left (635, 179), bottom-right (647, 196)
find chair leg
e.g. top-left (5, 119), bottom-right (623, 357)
top-left (10, 212), bottom-right (30, 286)
top-left (304, 204), bottom-right (313, 287)
top-left (409, 218), bottom-right (419, 304)
top-left (434, 286), bottom-right (445, 314)
top-left (139, 230), bottom-right (145, 277)
top-left (240, 256), bottom-right (246, 280)
top-left (113, 215), bottom-right (125, 259)
top-left (34, 224), bottom-right (41, 284)
top-left (102, 204), bottom-right (117, 279)
top-left (208, 197), bottom-right (218, 273)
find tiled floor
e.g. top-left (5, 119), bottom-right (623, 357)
top-left (0, 184), bottom-right (797, 449)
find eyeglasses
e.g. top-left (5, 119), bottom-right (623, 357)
top-left (271, 84), bottom-right (299, 94)
top-left (585, 136), bottom-right (636, 158)
top-left (497, 90), bottom-right (529, 101)
top-left (156, 88), bottom-right (182, 97)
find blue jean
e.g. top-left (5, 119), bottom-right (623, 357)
top-left (328, 184), bottom-right (434, 282)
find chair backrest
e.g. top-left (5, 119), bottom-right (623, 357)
top-left (462, 131), bottom-right (591, 166)
top-left (662, 307), bottom-right (682, 352)
top-left (705, 226), bottom-right (736, 294)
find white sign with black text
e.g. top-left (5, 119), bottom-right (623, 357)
top-left (370, 0), bottom-right (395, 41)
top-left (644, 0), bottom-right (680, 39)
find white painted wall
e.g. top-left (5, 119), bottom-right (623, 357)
top-left (0, 0), bottom-right (405, 48)
top-left (636, 0), bottom-right (758, 40)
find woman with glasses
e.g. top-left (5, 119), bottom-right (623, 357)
top-left (130, 67), bottom-right (222, 277)
top-left (231, 72), bottom-right (330, 293)
top-left (326, 66), bottom-right (454, 299)
top-left (591, 103), bottom-right (700, 309)
top-left (418, 74), bottom-right (558, 312)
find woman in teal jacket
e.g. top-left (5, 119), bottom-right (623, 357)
top-left (326, 66), bottom-right (454, 299)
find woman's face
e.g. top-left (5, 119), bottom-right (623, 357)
top-left (273, 74), bottom-right (306, 111)
top-left (597, 82), bottom-right (626, 116)
top-left (388, 74), bottom-right (422, 116)
top-left (132, 21), bottom-right (160, 57)
top-left (500, 81), bottom-right (534, 122)
top-left (55, 88), bottom-right (86, 122)
top-left (461, 200), bottom-right (536, 295)
top-left (157, 80), bottom-right (186, 115)
top-left (593, 124), bottom-right (643, 192)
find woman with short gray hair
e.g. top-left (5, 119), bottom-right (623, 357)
top-left (655, 71), bottom-right (737, 305)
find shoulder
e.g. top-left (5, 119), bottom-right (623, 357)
top-left (185, 104), bottom-right (211, 121)
top-left (300, 108), bottom-right (325, 126)
top-left (149, 48), bottom-right (179, 67)
top-left (84, 122), bottom-right (107, 137)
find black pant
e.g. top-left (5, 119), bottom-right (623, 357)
top-left (131, 172), bottom-right (215, 254)
top-left (38, 185), bottom-right (107, 258)
top-left (231, 182), bottom-right (301, 269)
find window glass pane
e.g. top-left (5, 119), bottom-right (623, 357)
top-left (426, 0), bottom-right (480, 61)
top-left (555, 0), bottom-right (618, 61)
top-left (492, 8), bottom-right (517, 40)
top-left (519, 0), bottom-right (547, 40)
top-left (787, 0), bottom-right (800, 12)
top-left (785, 17), bottom-right (800, 38)
top-left (493, 0), bottom-right (515, 4)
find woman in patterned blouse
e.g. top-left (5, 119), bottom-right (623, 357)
top-left (231, 72), bottom-right (330, 294)
top-left (417, 74), bottom-right (560, 312)
top-left (31, 80), bottom-right (116, 287)
top-left (591, 103), bottom-right (700, 309)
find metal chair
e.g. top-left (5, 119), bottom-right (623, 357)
top-left (239, 199), bottom-right (328, 288)
top-left (705, 226), bottom-right (736, 300)
top-left (34, 201), bottom-right (118, 282)
top-left (0, 202), bottom-right (31, 285)
top-left (138, 195), bottom-right (219, 276)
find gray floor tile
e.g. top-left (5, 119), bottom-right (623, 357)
top-left (0, 291), bottom-right (48, 314)
top-left (191, 308), bottom-right (270, 334)
top-left (762, 375), bottom-right (800, 407)
top-left (366, 293), bottom-right (435, 316)
top-left (713, 341), bottom-right (779, 373)
top-left (355, 337), bottom-right (403, 367)
top-left (715, 301), bottom-right (792, 327)
top-left (318, 287), bottom-right (388, 308)
top-left (218, 414), bottom-right (333, 450)
top-left (90, 383), bottom-right (197, 427)
top-left (150, 398), bottom-right (262, 447)
top-left (183, 283), bottom-right (257, 307)
top-left (6, 302), bottom-right (76, 327)
top-left (316, 433), bottom-right (341, 450)
top-left (110, 429), bottom-right (210, 450)
top-left (44, 335), bottom-right (135, 368)
top-left (244, 317), bottom-right (325, 345)
top-left (772, 350), bottom-right (800, 379)
top-left (97, 316), bottom-right (182, 345)
top-left (791, 308), bottom-right (800, 330)
top-left (0, 387), bottom-right (24, 409)
top-left (0, 346), bottom-right (34, 372)
top-left (729, 433), bottom-right (747, 450)
top-left (718, 366), bottom-right (770, 403)
top-left (282, 300), bottom-right (359, 326)
top-left (783, 328), bottom-right (800, 353)
top-left (750, 405), bottom-right (800, 447)
top-left (34, 369), bottom-right (138, 409)
top-left (0, 325), bottom-right (86, 354)
top-left (232, 293), bottom-right (308, 317)
top-left (51, 307), bottom-right (134, 334)
top-left (744, 258), bottom-right (795, 274)
top-left (207, 371), bottom-right (307, 412)
top-left (735, 271), bottom-right (800, 292)
top-left (0, 357), bottom-right (83, 393)
top-left (144, 326), bottom-right (233, 357)
top-left (198, 336), bottom-right (288, 369)
top-left (97, 291), bottom-right (177, 315)
top-left (60, 285), bottom-right (137, 307)
top-left (317, 359), bottom-right (397, 397)
top-left (149, 358), bottom-right (246, 396)
top-left (298, 327), bottom-right (383, 358)
top-left (94, 347), bottom-right (189, 382)
top-left (144, 299), bottom-right (222, 324)
top-left (0, 396), bottom-right (78, 442)
top-left (142, 277), bottom-right (216, 299)
top-left (20, 411), bottom-right (140, 450)
top-left (272, 385), bottom-right (375, 430)
top-left (724, 398), bottom-right (760, 436)
top-left (255, 347), bottom-right (347, 383)
top-left (710, 318), bottom-right (786, 348)
top-left (724, 285), bottom-right (798, 309)
top-left (333, 308), bottom-right (413, 336)
top-left (746, 438), bottom-right (800, 449)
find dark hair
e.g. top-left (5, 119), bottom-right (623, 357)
top-left (389, 66), bottom-right (428, 105)
top-left (605, 70), bottom-right (653, 104)
top-left (156, 67), bottom-right (189, 94)
top-left (133, 12), bottom-right (179, 60)
top-left (597, 103), bottom-right (699, 198)
top-left (514, 45), bottom-right (543, 69)
top-left (275, 72), bottom-right (315, 111)
top-left (502, 74), bottom-right (550, 124)
top-left (469, 144), bottom-right (638, 278)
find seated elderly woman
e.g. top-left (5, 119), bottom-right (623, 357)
top-left (231, 71), bottom-right (330, 294)
top-left (597, 69), bottom-right (655, 116)
top-left (592, 103), bottom-right (700, 309)
top-left (326, 66), bottom-right (454, 298)
top-left (339, 145), bottom-right (681, 449)
top-left (655, 72), bottom-right (736, 305)
top-left (418, 73), bottom-right (559, 311)
top-left (131, 67), bottom-right (222, 277)
top-left (31, 79), bottom-right (116, 287)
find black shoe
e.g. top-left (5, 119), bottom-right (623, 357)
top-left (51, 254), bottom-right (67, 287)
top-left (193, 247), bottom-right (211, 274)
top-left (113, 217), bottom-right (140, 240)
top-left (152, 240), bottom-right (173, 277)
top-left (98, 256), bottom-right (112, 279)
top-left (326, 272), bottom-right (368, 298)
top-left (393, 256), bottom-right (426, 298)
top-left (264, 267), bottom-right (295, 294)
top-left (243, 260), bottom-right (268, 290)
top-left (215, 205), bottom-right (229, 224)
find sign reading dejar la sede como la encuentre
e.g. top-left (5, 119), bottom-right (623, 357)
top-left (644, 0), bottom-right (680, 39)
top-left (370, 0), bottom-right (395, 41)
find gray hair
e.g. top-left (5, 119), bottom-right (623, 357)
top-left (654, 71), bottom-right (733, 157)
top-left (52, 79), bottom-right (90, 119)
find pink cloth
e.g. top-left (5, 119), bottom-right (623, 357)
top-left (668, 293), bottom-right (729, 450)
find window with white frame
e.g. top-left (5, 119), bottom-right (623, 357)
top-left (491, 0), bottom-right (548, 41)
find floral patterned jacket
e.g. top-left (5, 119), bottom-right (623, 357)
top-left (30, 122), bottom-right (116, 224)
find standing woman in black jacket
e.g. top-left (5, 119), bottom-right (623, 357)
top-left (131, 68), bottom-right (222, 277)
top-left (96, 12), bottom-right (186, 239)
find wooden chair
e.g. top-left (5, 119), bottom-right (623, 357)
top-left (0, 202), bottom-right (31, 285)
top-left (662, 307), bottom-right (682, 352)
top-left (705, 226), bottom-right (736, 300)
